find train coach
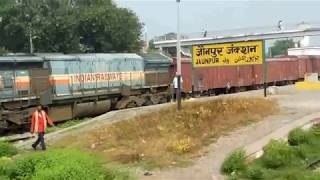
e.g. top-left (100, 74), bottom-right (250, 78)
top-left (170, 55), bottom-right (320, 96)
top-left (0, 53), bottom-right (172, 131)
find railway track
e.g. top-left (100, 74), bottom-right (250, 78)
top-left (0, 132), bottom-right (33, 143)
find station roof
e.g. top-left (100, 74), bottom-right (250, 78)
top-left (154, 28), bottom-right (320, 48)
top-left (35, 53), bottom-right (76, 61)
top-left (73, 53), bottom-right (143, 61)
top-left (0, 55), bottom-right (43, 63)
top-left (288, 47), bottom-right (320, 56)
top-left (139, 53), bottom-right (172, 63)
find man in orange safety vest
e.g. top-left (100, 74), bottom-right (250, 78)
top-left (30, 105), bottom-right (54, 150)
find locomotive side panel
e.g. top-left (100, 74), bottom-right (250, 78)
top-left (47, 54), bottom-right (146, 120)
top-left (48, 54), bottom-right (146, 97)
top-left (0, 53), bottom-right (172, 131)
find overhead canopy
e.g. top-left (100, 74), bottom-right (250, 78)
top-left (0, 56), bottom-right (43, 63)
top-left (154, 28), bottom-right (320, 48)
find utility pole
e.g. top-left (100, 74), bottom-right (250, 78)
top-left (29, 25), bottom-right (34, 54)
top-left (176, 0), bottom-right (182, 111)
top-left (26, 13), bottom-right (34, 54)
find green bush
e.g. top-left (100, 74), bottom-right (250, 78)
top-left (12, 149), bottom-right (135, 180)
top-left (0, 157), bottom-right (16, 179)
top-left (270, 168), bottom-right (320, 180)
top-left (221, 149), bottom-right (246, 175)
top-left (246, 165), bottom-right (264, 180)
top-left (0, 175), bottom-right (10, 180)
top-left (311, 124), bottom-right (320, 136)
top-left (292, 144), bottom-right (310, 161)
top-left (261, 140), bottom-right (293, 169)
top-left (0, 141), bottom-right (18, 158)
top-left (104, 164), bottom-right (137, 180)
top-left (288, 128), bottom-right (310, 146)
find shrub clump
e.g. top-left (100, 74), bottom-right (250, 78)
top-left (288, 128), bottom-right (310, 146)
top-left (167, 137), bottom-right (193, 154)
top-left (261, 140), bottom-right (293, 168)
top-left (221, 149), bottom-right (246, 175)
top-left (311, 124), bottom-right (320, 136)
top-left (10, 149), bottom-right (136, 180)
top-left (0, 141), bottom-right (18, 158)
top-left (0, 157), bottom-right (16, 180)
top-left (245, 165), bottom-right (264, 180)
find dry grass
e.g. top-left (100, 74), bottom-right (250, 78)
top-left (54, 97), bottom-right (278, 170)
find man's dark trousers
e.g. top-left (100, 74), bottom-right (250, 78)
top-left (33, 132), bottom-right (46, 150)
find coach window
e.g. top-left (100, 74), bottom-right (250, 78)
top-left (16, 70), bottom-right (28, 77)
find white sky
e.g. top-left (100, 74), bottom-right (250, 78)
top-left (116, 0), bottom-right (320, 38)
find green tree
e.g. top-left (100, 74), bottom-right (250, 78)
top-left (78, 3), bottom-right (142, 52)
top-left (0, 47), bottom-right (8, 55)
top-left (0, 0), bottom-right (14, 13)
top-left (33, 0), bottom-right (81, 53)
top-left (148, 39), bottom-right (155, 49)
top-left (0, 0), bottom-right (142, 53)
top-left (147, 39), bottom-right (159, 53)
top-left (0, 0), bottom-right (77, 53)
top-left (269, 39), bottom-right (295, 57)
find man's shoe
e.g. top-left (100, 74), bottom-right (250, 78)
top-left (31, 144), bottom-right (36, 150)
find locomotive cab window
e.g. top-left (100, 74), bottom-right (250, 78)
top-left (0, 71), bottom-right (13, 88)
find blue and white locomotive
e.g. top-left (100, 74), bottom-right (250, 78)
top-left (0, 53), bottom-right (172, 131)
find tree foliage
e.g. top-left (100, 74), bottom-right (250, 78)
top-left (0, 0), bottom-right (142, 53)
top-left (147, 39), bottom-right (159, 53)
top-left (269, 39), bottom-right (295, 57)
top-left (0, 47), bottom-right (8, 55)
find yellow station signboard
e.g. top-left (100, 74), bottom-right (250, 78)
top-left (192, 40), bottom-right (263, 67)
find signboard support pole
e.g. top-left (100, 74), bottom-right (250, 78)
top-left (262, 40), bottom-right (267, 97)
top-left (176, 0), bottom-right (182, 111)
top-left (177, 75), bottom-right (182, 110)
top-left (191, 50), bottom-right (195, 96)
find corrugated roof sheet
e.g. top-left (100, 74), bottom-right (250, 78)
top-left (36, 54), bottom-right (76, 61)
top-left (0, 56), bottom-right (43, 63)
top-left (140, 53), bottom-right (172, 65)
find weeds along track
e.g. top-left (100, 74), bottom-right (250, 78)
top-left (13, 86), bottom-right (277, 149)
top-left (8, 87), bottom-right (264, 144)
top-left (52, 97), bottom-right (278, 169)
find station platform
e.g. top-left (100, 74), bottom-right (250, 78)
top-left (296, 81), bottom-right (320, 90)
top-left (295, 73), bottom-right (320, 90)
